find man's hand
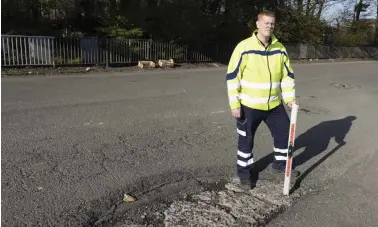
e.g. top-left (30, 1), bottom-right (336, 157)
top-left (232, 108), bottom-right (241, 118)
top-left (287, 101), bottom-right (296, 109)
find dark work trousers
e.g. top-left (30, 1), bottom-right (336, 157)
top-left (236, 103), bottom-right (290, 179)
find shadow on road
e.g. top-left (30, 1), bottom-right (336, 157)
top-left (289, 115), bottom-right (357, 193)
top-left (293, 116), bottom-right (357, 167)
top-left (251, 116), bottom-right (357, 189)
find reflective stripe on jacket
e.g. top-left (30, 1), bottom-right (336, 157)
top-left (226, 31), bottom-right (296, 111)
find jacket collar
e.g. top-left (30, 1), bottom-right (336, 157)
top-left (251, 29), bottom-right (278, 46)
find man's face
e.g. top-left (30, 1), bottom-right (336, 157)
top-left (256, 15), bottom-right (275, 37)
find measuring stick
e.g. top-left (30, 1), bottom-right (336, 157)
top-left (283, 103), bottom-right (299, 195)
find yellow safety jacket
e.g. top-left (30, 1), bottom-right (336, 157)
top-left (226, 31), bottom-right (296, 111)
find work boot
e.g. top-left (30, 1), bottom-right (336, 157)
top-left (271, 164), bottom-right (300, 177)
top-left (239, 178), bottom-right (256, 190)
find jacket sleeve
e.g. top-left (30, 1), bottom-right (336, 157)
top-left (226, 42), bottom-right (246, 110)
top-left (281, 46), bottom-right (296, 104)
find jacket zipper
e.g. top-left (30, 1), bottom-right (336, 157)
top-left (265, 45), bottom-right (272, 111)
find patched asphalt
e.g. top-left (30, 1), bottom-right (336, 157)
top-left (2, 61), bottom-right (378, 226)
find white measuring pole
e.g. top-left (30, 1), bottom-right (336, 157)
top-left (283, 103), bottom-right (299, 195)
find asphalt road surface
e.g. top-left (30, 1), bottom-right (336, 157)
top-left (2, 61), bottom-right (378, 226)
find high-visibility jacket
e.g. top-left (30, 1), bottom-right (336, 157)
top-left (226, 31), bottom-right (296, 111)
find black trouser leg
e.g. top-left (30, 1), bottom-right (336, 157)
top-left (236, 105), bottom-right (264, 179)
top-left (264, 104), bottom-right (290, 170)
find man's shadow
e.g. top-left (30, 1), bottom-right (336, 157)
top-left (252, 116), bottom-right (357, 191)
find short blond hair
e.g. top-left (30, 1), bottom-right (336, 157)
top-left (257, 10), bottom-right (275, 20)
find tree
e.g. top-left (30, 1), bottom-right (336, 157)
top-left (1, 0), bottom-right (375, 45)
top-left (354, 0), bottom-right (371, 20)
top-left (375, 0), bottom-right (378, 44)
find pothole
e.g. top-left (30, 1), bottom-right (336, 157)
top-left (295, 95), bottom-right (317, 101)
top-left (330, 83), bottom-right (360, 89)
top-left (163, 178), bottom-right (297, 227)
top-left (99, 176), bottom-right (302, 227)
top-left (93, 175), bottom-right (230, 227)
top-left (299, 108), bottom-right (311, 113)
top-left (297, 106), bottom-right (329, 115)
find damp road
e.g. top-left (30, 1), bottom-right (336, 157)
top-left (2, 61), bottom-right (378, 226)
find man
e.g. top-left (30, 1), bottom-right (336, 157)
top-left (226, 10), bottom-right (300, 190)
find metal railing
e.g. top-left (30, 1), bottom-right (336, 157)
top-left (284, 44), bottom-right (378, 60)
top-left (1, 35), bottom-right (378, 67)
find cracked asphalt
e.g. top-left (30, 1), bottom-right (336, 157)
top-left (2, 61), bottom-right (378, 226)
